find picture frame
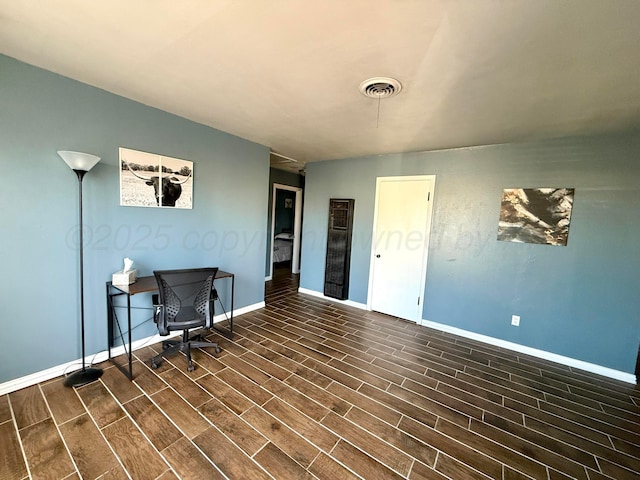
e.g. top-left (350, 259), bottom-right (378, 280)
top-left (119, 147), bottom-right (193, 209)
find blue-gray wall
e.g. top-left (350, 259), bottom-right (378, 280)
top-left (300, 135), bottom-right (640, 374)
top-left (274, 190), bottom-right (296, 234)
top-left (3, 50), bottom-right (638, 383)
top-left (0, 55), bottom-right (270, 383)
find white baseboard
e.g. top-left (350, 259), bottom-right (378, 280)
top-left (4, 297), bottom-right (632, 395)
top-left (0, 332), bottom-right (177, 396)
top-left (298, 287), bottom-right (368, 310)
top-left (418, 318), bottom-right (636, 384)
top-left (296, 287), bottom-right (635, 384)
top-left (0, 301), bottom-right (265, 396)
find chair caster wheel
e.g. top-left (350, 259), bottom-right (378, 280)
top-left (188, 364), bottom-right (195, 372)
top-left (215, 347), bottom-right (222, 354)
top-left (151, 361), bottom-right (159, 369)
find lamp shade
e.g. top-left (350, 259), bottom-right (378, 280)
top-left (58, 151), bottom-right (101, 172)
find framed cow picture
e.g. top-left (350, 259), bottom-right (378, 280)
top-left (119, 147), bottom-right (193, 209)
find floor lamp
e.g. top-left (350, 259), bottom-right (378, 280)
top-left (58, 150), bottom-right (104, 388)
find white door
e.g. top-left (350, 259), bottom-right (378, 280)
top-left (368, 176), bottom-right (435, 321)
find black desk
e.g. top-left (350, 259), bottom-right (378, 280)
top-left (106, 270), bottom-right (234, 380)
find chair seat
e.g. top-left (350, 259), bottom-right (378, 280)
top-left (166, 306), bottom-right (205, 331)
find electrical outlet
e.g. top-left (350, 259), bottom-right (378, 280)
top-left (511, 315), bottom-right (520, 326)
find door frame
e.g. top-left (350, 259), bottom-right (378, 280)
top-left (269, 183), bottom-right (303, 278)
top-left (366, 175), bottom-right (436, 321)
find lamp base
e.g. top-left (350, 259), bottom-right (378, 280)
top-left (63, 367), bottom-right (103, 387)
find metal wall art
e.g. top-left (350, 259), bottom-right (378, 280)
top-left (497, 188), bottom-right (575, 246)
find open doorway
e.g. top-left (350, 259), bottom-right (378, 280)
top-left (268, 183), bottom-right (303, 280)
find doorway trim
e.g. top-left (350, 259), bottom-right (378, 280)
top-left (269, 183), bottom-right (303, 279)
top-left (366, 175), bottom-right (436, 321)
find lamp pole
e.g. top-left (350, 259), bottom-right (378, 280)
top-left (58, 151), bottom-right (103, 387)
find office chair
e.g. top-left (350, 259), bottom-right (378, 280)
top-left (151, 267), bottom-right (222, 372)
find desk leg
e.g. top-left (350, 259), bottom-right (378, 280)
top-left (211, 274), bottom-right (234, 339)
top-left (107, 283), bottom-right (113, 356)
top-left (230, 274), bottom-right (234, 333)
top-left (106, 284), bottom-right (134, 381)
top-left (126, 292), bottom-right (132, 379)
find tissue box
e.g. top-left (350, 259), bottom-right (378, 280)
top-left (112, 269), bottom-right (137, 285)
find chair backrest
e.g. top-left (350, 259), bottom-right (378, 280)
top-left (153, 267), bottom-right (219, 334)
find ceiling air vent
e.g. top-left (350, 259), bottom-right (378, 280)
top-left (359, 77), bottom-right (402, 99)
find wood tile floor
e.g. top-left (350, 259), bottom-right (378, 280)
top-left (2, 267), bottom-right (639, 479)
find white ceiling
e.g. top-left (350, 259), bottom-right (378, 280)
top-left (2, 1), bottom-right (640, 174)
